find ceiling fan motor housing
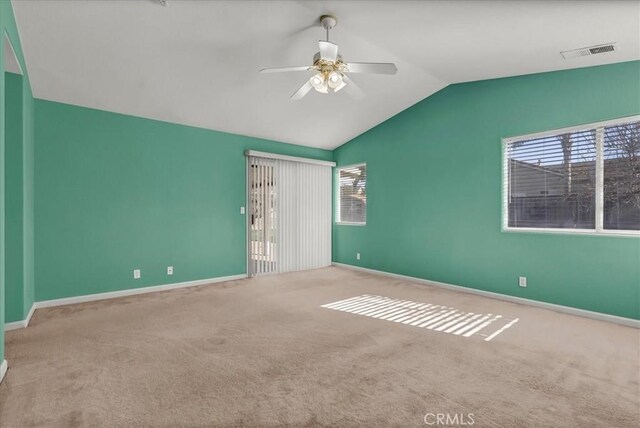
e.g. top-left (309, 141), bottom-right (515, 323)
top-left (313, 52), bottom-right (343, 66)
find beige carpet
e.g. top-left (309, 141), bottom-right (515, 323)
top-left (0, 267), bottom-right (638, 427)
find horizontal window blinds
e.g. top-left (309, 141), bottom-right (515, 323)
top-left (504, 117), bottom-right (639, 233)
top-left (338, 164), bottom-right (367, 223)
top-left (506, 130), bottom-right (596, 229)
top-left (603, 122), bottom-right (640, 230)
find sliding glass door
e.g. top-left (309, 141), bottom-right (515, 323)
top-left (248, 157), bottom-right (277, 275)
top-left (247, 153), bottom-right (333, 276)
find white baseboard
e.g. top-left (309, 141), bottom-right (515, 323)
top-left (0, 360), bottom-right (7, 384)
top-left (36, 274), bottom-right (247, 309)
top-left (333, 262), bottom-right (640, 328)
top-left (25, 302), bottom-right (36, 326)
top-left (4, 303), bottom-right (36, 331)
top-left (5, 274), bottom-right (247, 331)
top-left (5, 319), bottom-right (27, 331)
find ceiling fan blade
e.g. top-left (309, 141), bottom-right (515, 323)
top-left (290, 80), bottom-right (313, 101)
top-left (345, 62), bottom-right (398, 75)
top-left (260, 66), bottom-right (311, 73)
top-left (341, 75), bottom-right (364, 100)
top-left (318, 40), bottom-right (339, 62)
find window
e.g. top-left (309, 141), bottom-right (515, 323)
top-left (337, 164), bottom-right (367, 224)
top-left (503, 116), bottom-right (639, 235)
top-left (603, 122), bottom-right (640, 231)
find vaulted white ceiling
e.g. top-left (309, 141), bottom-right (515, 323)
top-left (12, 0), bottom-right (640, 149)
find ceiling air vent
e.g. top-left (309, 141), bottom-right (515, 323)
top-left (561, 43), bottom-right (617, 59)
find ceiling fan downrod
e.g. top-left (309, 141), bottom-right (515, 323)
top-left (320, 15), bottom-right (337, 42)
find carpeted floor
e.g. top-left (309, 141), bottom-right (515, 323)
top-left (0, 267), bottom-right (638, 427)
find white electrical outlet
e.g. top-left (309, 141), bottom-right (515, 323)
top-left (240, 206), bottom-right (245, 214)
top-left (356, 252), bottom-right (361, 260)
top-left (519, 276), bottom-right (527, 287)
top-left (133, 269), bottom-right (141, 279)
top-left (167, 266), bottom-right (174, 275)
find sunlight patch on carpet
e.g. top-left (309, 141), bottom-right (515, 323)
top-left (321, 294), bottom-right (519, 341)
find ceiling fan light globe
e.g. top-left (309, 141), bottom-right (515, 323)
top-left (316, 78), bottom-right (329, 93)
top-left (309, 73), bottom-right (326, 91)
top-left (327, 71), bottom-right (343, 89)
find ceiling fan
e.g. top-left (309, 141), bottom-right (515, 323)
top-left (260, 15), bottom-right (398, 100)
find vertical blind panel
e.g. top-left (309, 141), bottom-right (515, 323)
top-left (276, 159), bottom-right (332, 273)
top-left (603, 121), bottom-right (640, 230)
top-left (507, 130), bottom-right (596, 229)
top-left (338, 164), bottom-right (367, 223)
top-left (248, 155), bottom-right (332, 276)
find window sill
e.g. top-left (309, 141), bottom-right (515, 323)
top-left (336, 222), bottom-right (366, 227)
top-left (502, 227), bottom-right (640, 238)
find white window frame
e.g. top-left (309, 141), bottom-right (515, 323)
top-left (336, 163), bottom-right (367, 226)
top-left (502, 115), bottom-right (640, 237)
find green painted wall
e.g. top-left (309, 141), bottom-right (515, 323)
top-left (2, 0), bottom-right (36, 365)
top-left (22, 78), bottom-right (34, 320)
top-left (3, 70), bottom-right (33, 325)
top-left (333, 61), bottom-right (640, 320)
top-left (22, 78), bottom-right (36, 319)
top-left (0, 2), bottom-right (6, 363)
top-left (4, 72), bottom-right (23, 323)
top-left (34, 100), bottom-right (331, 301)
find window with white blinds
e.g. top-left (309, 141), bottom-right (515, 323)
top-left (603, 122), bottom-right (640, 231)
top-left (503, 116), bottom-right (639, 235)
top-left (337, 164), bottom-right (367, 224)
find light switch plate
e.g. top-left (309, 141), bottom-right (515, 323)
top-left (240, 206), bottom-right (245, 214)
